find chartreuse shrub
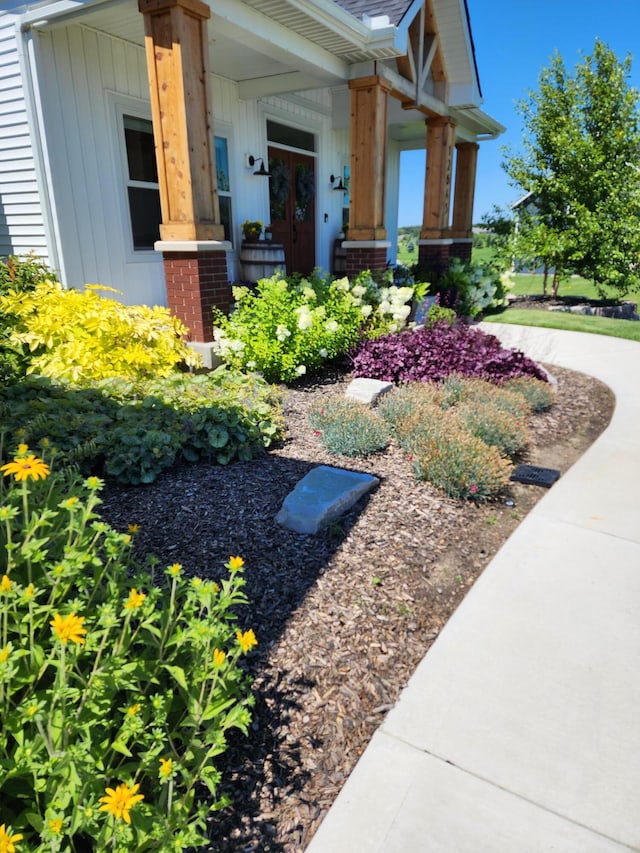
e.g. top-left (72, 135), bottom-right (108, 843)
top-left (309, 397), bottom-right (389, 457)
top-left (0, 444), bottom-right (257, 851)
top-left (212, 270), bottom-right (416, 383)
top-left (0, 281), bottom-right (201, 382)
top-left (0, 369), bottom-right (283, 485)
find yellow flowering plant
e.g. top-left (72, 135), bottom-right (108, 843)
top-left (0, 447), bottom-right (257, 851)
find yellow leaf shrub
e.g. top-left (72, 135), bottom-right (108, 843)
top-left (0, 282), bottom-right (201, 383)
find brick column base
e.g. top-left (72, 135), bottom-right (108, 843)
top-left (450, 240), bottom-right (473, 264)
top-left (344, 242), bottom-right (389, 277)
top-left (417, 241), bottom-right (452, 278)
top-left (158, 243), bottom-right (232, 343)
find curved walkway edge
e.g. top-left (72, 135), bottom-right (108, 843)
top-left (306, 325), bottom-right (640, 853)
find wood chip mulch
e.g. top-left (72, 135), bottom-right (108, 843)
top-left (99, 364), bottom-right (614, 852)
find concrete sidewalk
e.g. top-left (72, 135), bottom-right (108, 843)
top-left (307, 325), bottom-right (640, 853)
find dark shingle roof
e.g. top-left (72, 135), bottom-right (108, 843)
top-left (333, 0), bottom-right (412, 27)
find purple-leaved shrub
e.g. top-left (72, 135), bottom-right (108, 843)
top-left (350, 323), bottom-right (548, 385)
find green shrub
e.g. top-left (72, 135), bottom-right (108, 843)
top-left (0, 447), bottom-right (256, 850)
top-left (424, 304), bottom-right (457, 328)
top-left (0, 281), bottom-right (200, 383)
top-left (455, 402), bottom-right (529, 459)
top-left (376, 384), bottom-right (443, 436)
top-left (0, 369), bottom-right (283, 485)
top-left (439, 374), bottom-right (530, 417)
top-left (309, 397), bottom-right (389, 456)
top-left (407, 419), bottom-right (513, 500)
top-left (503, 376), bottom-right (556, 412)
top-left (212, 271), bottom-right (416, 384)
top-left (437, 258), bottom-right (512, 318)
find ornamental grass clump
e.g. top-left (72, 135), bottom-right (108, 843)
top-left (309, 397), bottom-right (389, 457)
top-left (407, 419), bottom-right (513, 500)
top-left (503, 376), bottom-right (556, 412)
top-left (440, 374), bottom-right (531, 418)
top-left (0, 444), bottom-right (257, 851)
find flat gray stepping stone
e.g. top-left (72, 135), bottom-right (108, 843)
top-left (345, 377), bottom-right (393, 404)
top-left (276, 465), bottom-right (379, 534)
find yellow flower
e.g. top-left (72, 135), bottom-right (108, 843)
top-left (60, 496), bottom-right (79, 510)
top-left (24, 583), bottom-right (35, 601)
top-left (50, 612), bottom-right (87, 646)
top-left (84, 476), bottom-right (103, 490)
top-left (228, 555), bottom-right (244, 571)
top-left (0, 824), bottom-right (23, 852)
top-left (159, 757), bottom-right (173, 778)
top-left (25, 704), bottom-right (39, 718)
top-left (213, 648), bottom-right (226, 667)
top-left (191, 577), bottom-right (203, 587)
top-left (236, 629), bottom-right (258, 653)
top-left (124, 588), bottom-right (146, 610)
top-left (168, 563), bottom-right (182, 577)
top-left (16, 443), bottom-right (29, 456)
top-left (48, 818), bottom-right (63, 835)
top-left (127, 703), bottom-right (141, 716)
top-left (0, 645), bottom-right (10, 663)
top-left (0, 575), bottom-right (12, 593)
top-left (127, 523), bottom-right (140, 534)
top-left (0, 453), bottom-right (50, 482)
top-left (98, 782), bottom-right (144, 824)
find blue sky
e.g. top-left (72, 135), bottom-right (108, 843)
top-left (398, 0), bottom-right (640, 226)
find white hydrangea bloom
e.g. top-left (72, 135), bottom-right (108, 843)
top-left (302, 286), bottom-right (316, 301)
top-left (296, 364), bottom-right (307, 376)
top-left (246, 360), bottom-right (257, 370)
top-left (325, 319), bottom-right (339, 333)
top-left (351, 284), bottom-right (366, 297)
top-left (319, 348), bottom-right (328, 358)
top-left (276, 324), bottom-right (291, 342)
top-left (378, 299), bottom-right (392, 315)
top-left (335, 277), bottom-right (350, 292)
top-left (229, 338), bottom-right (246, 352)
top-left (392, 304), bottom-right (412, 322)
top-left (360, 304), bottom-right (373, 318)
top-left (295, 307), bottom-right (314, 330)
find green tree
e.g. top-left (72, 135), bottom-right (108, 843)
top-left (503, 39), bottom-right (640, 296)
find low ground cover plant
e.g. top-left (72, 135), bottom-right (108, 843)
top-left (0, 446), bottom-right (257, 850)
top-left (212, 270), bottom-right (416, 383)
top-left (0, 369), bottom-right (283, 485)
top-left (309, 398), bottom-right (388, 456)
top-left (313, 373), bottom-right (551, 500)
top-left (351, 322), bottom-right (548, 385)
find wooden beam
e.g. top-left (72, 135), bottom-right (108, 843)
top-left (451, 142), bottom-right (479, 236)
top-left (348, 76), bottom-right (392, 241)
top-left (139, 0), bottom-right (224, 242)
top-left (421, 116), bottom-right (456, 238)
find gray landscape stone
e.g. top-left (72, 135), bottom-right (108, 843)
top-left (275, 465), bottom-right (379, 534)
top-left (345, 377), bottom-right (393, 404)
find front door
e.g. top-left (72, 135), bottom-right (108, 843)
top-left (268, 146), bottom-right (316, 275)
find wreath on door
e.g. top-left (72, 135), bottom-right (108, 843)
top-left (269, 159), bottom-right (290, 221)
top-left (295, 164), bottom-right (315, 220)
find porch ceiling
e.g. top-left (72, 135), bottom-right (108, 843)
top-left (56, 0), bottom-right (402, 90)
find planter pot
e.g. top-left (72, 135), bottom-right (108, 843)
top-left (240, 241), bottom-right (286, 282)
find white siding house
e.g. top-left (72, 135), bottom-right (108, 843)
top-left (0, 0), bottom-right (502, 312)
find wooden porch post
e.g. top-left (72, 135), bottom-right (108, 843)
top-left (344, 75), bottom-right (392, 276)
top-left (418, 116), bottom-right (456, 275)
top-left (450, 141), bottom-right (479, 262)
top-left (139, 0), bottom-right (230, 349)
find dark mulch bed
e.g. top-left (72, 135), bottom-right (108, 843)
top-left (99, 364), bottom-right (614, 852)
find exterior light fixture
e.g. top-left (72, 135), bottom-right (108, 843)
top-left (330, 174), bottom-right (346, 192)
top-left (248, 155), bottom-right (271, 176)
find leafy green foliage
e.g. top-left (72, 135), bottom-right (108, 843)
top-left (212, 271), bottom-right (416, 383)
top-left (437, 258), bottom-right (512, 318)
top-left (309, 397), bottom-right (389, 456)
top-left (0, 453), bottom-right (256, 850)
top-left (0, 281), bottom-right (201, 382)
top-left (424, 303), bottom-right (457, 329)
top-left (0, 369), bottom-right (283, 485)
top-left (503, 39), bottom-right (640, 295)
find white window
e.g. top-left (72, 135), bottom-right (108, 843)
top-left (122, 114), bottom-right (161, 251)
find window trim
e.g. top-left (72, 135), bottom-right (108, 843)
top-left (110, 94), bottom-right (160, 263)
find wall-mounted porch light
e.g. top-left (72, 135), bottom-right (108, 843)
top-left (248, 155), bottom-right (271, 176)
top-left (330, 174), bottom-right (347, 192)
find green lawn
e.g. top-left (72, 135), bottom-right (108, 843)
top-left (510, 272), bottom-right (605, 301)
top-left (483, 308), bottom-right (640, 342)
